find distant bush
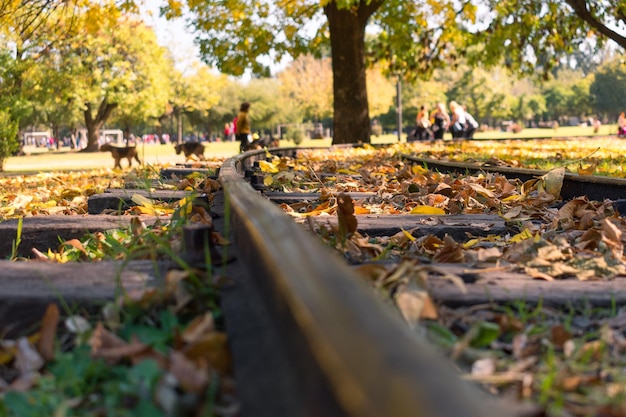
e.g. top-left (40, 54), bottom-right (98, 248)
top-left (285, 128), bottom-right (304, 145)
top-left (0, 110), bottom-right (19, 171)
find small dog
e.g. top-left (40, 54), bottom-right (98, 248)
top-left (241, 136), bottom-right (279, 152)
top-left (174, 142), bottom-right (205, 160)
top-left (100, 142), bottom-right (142, 169)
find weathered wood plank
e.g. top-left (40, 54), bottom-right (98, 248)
top-left (311, 214), bottom-right (507, 240)
top-left (263, 191), bottom-right (376, 204)
top-left (421, 263), bottom-right (626, 307)
top-left (0, 260), bottom-right (168, 336)
top-left (87, 189), bottom-right (206, 214)
top-left (0, 214), bottom-right (168, 259)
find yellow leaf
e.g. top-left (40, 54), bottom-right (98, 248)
top-left (508, 228), bottom-right (534, 243)
top-left (412, 165), bottom-right (428, 175)
top-left (60, 188), bottom-right (83, 200)
top-left (131, 194), bottom-right (155, 207)
top-left (258, 160), bottom-right (279, 173)
top-left (410, 205), bottom-right (445, 215)
top-left (401, 227), bottom-right (416, 242)
top-left (502, 195), bottom-right (523, 202)
top-left (463, 238), bottom-right (479, 248)
top-left (337, 168), bottom-right (359, 175)
top-left (521, 178), bottom-right (539, 196)
top-left (177, 197), bottom-right (193, 215)
top-left (263, 176), bottom-right (273, 186)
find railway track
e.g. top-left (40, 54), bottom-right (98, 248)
top-left (219, 146), bottom-right (516, 417)
top-left (218, 142), bottom-right (626, 417)
top-left (3, 140), bottom-right (626, 416)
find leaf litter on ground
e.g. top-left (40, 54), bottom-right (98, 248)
top-left (258, 143), bottom-right (626, 416)
top-left (0, 161), bottom-right (239, 416)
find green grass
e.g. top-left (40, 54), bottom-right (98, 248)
top-left (3, 142), bottom-right (237, 174)
top-left (4, 124), bottom-right (619, 174)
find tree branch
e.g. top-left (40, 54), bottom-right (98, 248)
top-left (565, 0), bottom-right (626, 49)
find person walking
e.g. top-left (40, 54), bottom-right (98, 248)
top-left (464, 106), bottom-right (479, 139)
top-left (236, 102), bottom-right (252, 152)
top-left (430, 102), bottom-right (450, 140)
top-left (449, 101), bottom-right (467, 139)
top-left (412, 105), bottom-right (432, 141)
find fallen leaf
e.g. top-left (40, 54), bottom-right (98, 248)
top-left (37, 304), bottom-right (60, 361)
top-left (409, 205), bottom-right (445, 215)
top-left (15, 337), bottom-right (44, 374)
top-left (183, 332), bottom-right (231, 375)
top-left (337, 192), bottom-right (357, 240)
top-left (169, 350), bottom-right (209, 394)
top-left (578, 161), bottom-right (597, 175)
top-left (540, 167), bottom-right (565, 199)
top-left (394, 281), bottom-right (438, 326)
top-left (182, 313), bottom-right (215, 344)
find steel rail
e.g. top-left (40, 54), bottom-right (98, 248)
top-left (407, 134), bottom-right (618, 142)
top-left (402, 155), bottom-right (626, 202)
top-left (219, 148), bottom-right (509, 417)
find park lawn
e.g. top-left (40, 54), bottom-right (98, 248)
top-left (3, 141), bottom-right (240, 173)
top-left (2, 124), bottom-right (620, 174)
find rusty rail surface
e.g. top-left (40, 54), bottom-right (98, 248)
top-left (219, 148), bottom-right (509, 417)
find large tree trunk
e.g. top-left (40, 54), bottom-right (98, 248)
top-left (82, 99), bottom-right (117, 152)
top-left (325, 0), bottom-right (382, 145)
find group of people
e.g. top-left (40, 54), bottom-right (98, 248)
top-left (410, 101), bottom-right (479, 141)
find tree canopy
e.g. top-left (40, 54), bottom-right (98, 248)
top-left (0, 0), bottom-right (624, 152)
top-left (162, 0), bottom-right (625, 144)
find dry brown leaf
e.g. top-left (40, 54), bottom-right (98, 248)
top-left (37, 303), bottom-right (60, 361)
top-left (211, 231), bottom-right (231, 246)
top-left (550, 324), bottom-right (571, 348)
top-left (601, 218), bottom-right (624, 260)
top-left (181, 313), bottom-right (215, 344)
top-left (433, 182), bottom-right (453, 196)
top-left (130, 216), bottom-right (146, 237)
top-left (337, 192), bottom-right (357, 239)
top-left (8, 371), bottom-right (39, 392)
top-left (31, 247), bottom-right (52, 262)
top-left (559, 373), bottom-right (601, 392)
top-left (433, 235), bottom-right (465, 263)
top-left (203, 178), bottom-right (222, 192)
top-left (89, 322), bottom-right (148, 364)
top-left (578, 161), bottom-right (597, 175)
top-left (183, 332), bottom-right (231, 375)
top-left (469, 183), bottom-right (495, 198)
top-left (353, 264), bottom-right (389, 282)
top-left (540, 167), bottom-right (565, 198)
top-left (394, 282), bottom-right (438, 327)
top-left (190, 205), bottom-right (213, 225)
top-left (62, 239), bottom-right (88, 256)
top-left (169, 350), bottom-right (210, 394)
top-left (502, 205), bottom-right (523, 220)
top-left (15, 337), bottom-right (44, 374)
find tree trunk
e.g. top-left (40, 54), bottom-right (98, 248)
top-left (52, 124), bottom-right (60, 150)
top-left (176, 109), bottom-right (183, 144)
top-left (82, 99), bottom-right (117, 152)
top-left (324, 0), bottom-right (382, 145)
